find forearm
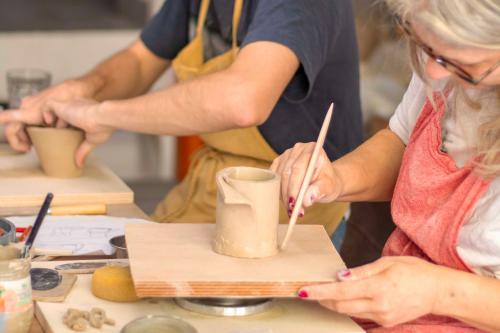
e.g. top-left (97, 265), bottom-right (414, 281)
top-left (94, 41), bottom-right (298, 136)
top-left (76, 40), bottom-right (169, 101)
top-left (434, 268), bottom-right (500, 332)
top-left (96, 68), bottom-right (256, 135)
top-left (334, 129), bottom-right (405, 202)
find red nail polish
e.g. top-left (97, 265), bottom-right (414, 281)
top-left (298, 290), bottom-right (309, 298)
top-left (339, 269), bottom-right (351, 278)
top-left (287, 209), bottom-right (292, 217)
top-left (288, 197), bottom-right (295, 205)
top-left (298, 212), bottom-right (304, 218)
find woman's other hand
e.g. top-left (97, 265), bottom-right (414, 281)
top-left (298, 256), bottom-right (443, 328)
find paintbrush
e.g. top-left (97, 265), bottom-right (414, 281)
top-left (21, 192), bottom-right (54, 258)
top-left (280, 103), bottom-right (334, 250)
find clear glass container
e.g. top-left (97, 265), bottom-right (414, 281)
top-left (121, 315), bottom-right (197, 333)
top-left (6, 68), bottom-right (51, 108)
top-left (0, 256), bottom-right (33, 333)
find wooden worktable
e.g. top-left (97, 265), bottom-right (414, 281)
top-left (0, 203), bottom-right (150, 333)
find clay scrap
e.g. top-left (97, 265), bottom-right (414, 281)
top-left (63, 307), bottom-right (115, 332)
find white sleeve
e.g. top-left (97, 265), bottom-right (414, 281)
top-left (388, 73), bottom-right (427, 145)
top-left (457, 178), bottom-right (500, 278)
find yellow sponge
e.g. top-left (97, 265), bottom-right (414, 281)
top-left (91, 265), bottom-right (140, 302)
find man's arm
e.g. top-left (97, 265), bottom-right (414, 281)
top-left (0, 39), bottom-right (169, 151)
top-left (60, 41), bottom-right (299, 136)
top-left (77, 39), bottom-right (170, 101)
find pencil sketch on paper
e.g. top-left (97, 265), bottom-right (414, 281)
top-left (7, 215), bottom-right (152, 255)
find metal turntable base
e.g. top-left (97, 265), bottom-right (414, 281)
top-left (175, 298), bottom-right (274, 317)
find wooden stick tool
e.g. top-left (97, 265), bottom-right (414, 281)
top-left (280, 103), bottom-right (334, 250)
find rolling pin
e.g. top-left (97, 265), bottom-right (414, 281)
top-left (49, 204), bottom-right (107, 216)
top-left (2, 204), bottom-right (107, 216)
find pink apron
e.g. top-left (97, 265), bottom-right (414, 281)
top-left (365, 91), bottom-right (491, 333)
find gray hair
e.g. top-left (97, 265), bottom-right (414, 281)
top-left (385, 0), bottom-right (500, 177)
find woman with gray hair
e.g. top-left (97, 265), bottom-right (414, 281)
top-left (271, 0), bottom-right (499, 331)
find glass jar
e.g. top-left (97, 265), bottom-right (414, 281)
top-left (0, 256), bottom-right (33, 333)
top-left (6, 68), bottom-right (51, 108)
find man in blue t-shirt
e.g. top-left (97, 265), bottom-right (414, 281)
top-left (0, 0), bottom-right (362, 239)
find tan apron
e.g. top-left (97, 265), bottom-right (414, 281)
top-left (152, 0), bottom-right (348, 235)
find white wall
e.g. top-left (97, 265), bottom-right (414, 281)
top-left (0, 30), bottom-right (176, 181)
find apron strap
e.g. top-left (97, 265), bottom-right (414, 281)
top-left (196, 0), bottom-right (211, 36)
top-left (232, 0), bottom-right (244, 49)
top-left (195, 0), bottom-right (244, 49)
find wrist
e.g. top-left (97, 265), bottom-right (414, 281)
top-left (432, 267), bottom-right (464, 317)
top-left (330, 164), bottom-right (346, 200)
top-left (94, 100), bottom-right (115, 131)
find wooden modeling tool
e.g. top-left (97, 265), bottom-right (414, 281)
top-left (21, 192), bottom-right (53, 258)
top-left (7, 203), bottom-right (107, 217)
top-left (280, 103), bottom-right (334, 250)
top-left (49, 203), bottom-right (106, 216)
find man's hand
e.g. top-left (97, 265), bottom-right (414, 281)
top-left (0, 80), bottom-right (94, 151)
top-left (45, 99), bottom-right (113, 167)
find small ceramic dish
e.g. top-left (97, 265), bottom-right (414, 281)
top-left (120, 315), bottom-right (197, 333)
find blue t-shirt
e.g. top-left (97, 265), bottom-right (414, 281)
top-left (141, 0), bottom-right (362, 160)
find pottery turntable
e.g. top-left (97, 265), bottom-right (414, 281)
top-left (175, 297), bottom-right (274, 317)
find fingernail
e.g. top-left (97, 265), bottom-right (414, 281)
top-left (298, 290), bottom-right (308, 298)
top-left (287, 209), bottom-right (292, 217)
top-left (337, 269), bottom-right (352, 279)
top-left (288, 197), bottom-right (295, 205)
top-left (298, 210), bottom-right (304, 218)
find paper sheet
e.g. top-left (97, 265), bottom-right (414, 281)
top-left (8, 215), bottom-right (153, 255)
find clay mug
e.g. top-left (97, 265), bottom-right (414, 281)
top-left (27, 126), bottom-right (84, 178)
top-left (213, 166), bottom-right (280, 258)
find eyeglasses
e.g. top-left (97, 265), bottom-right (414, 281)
top-left (396, 17), bottom-right (500, 85)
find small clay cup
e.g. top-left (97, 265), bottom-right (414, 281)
top-left (27, 126), bottom-right (84, 178)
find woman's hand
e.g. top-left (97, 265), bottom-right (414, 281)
top-left (270, 142), bottom-right (343, 216)
top-left (298, 256), bottom-right (444, 328)
top-left (0, 80), bottom-right (94, 152)
top-left (45, 99), bottom-right (113, 167)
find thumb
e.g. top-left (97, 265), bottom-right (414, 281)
top-left (75, 140), bottom-right (95, 168)
top-left (44, 99), bottom-right (68, 126)
top-left (303, 176), bottom-right (337, 207)
top-left (47, 99), bottom-right (67, 117)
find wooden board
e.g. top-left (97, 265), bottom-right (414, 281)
top-left (0, 151), bottom-right (133, 208)
top-left (35, 274), bottom-right (364, 333)
top-left (126, 223), bottom-right (345, 298)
